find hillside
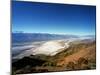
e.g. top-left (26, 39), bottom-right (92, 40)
top-left (12, 40), bottom-right (96, 74)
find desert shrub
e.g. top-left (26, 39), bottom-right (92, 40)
top-left (66, 58), bottom-right (90, 70)
top-left (66, 62), bottom-right (75, 70)
top-left (78, 57), bottom-right (88, 65)
top-left (76, 57), bottom-right (92, 70)
top-left (43, 62), bottom-right (56, 67)
top-left (51, 62), bottom-right (56, 66)
top-left (42, 63), bottom-right (47, 66)
top-left (88, 59), bottom-right (96, 69)
top-left (81, 64), bottom-right (90, 69)
top-left (36, 69), bottom-right (48, 72)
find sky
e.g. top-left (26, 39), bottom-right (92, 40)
top-left (12, 1), bottom-right (96, 35)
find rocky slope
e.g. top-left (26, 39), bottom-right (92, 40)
top-left (12, 40), bottom-right (96, 74)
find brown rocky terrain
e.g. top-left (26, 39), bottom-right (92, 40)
top-left (12, 40), bottom-right (96, 74)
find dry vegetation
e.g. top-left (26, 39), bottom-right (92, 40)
top-left (12, 40), bottom-right (96, 74)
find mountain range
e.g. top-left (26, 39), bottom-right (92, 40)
top-left (12, 33), bottom-right (95, 43)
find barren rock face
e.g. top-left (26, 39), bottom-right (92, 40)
top-left (32, 40), bottom-right (69, 56)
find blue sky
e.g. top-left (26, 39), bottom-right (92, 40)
top-left (12, 1), bottom-right (96, 35)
